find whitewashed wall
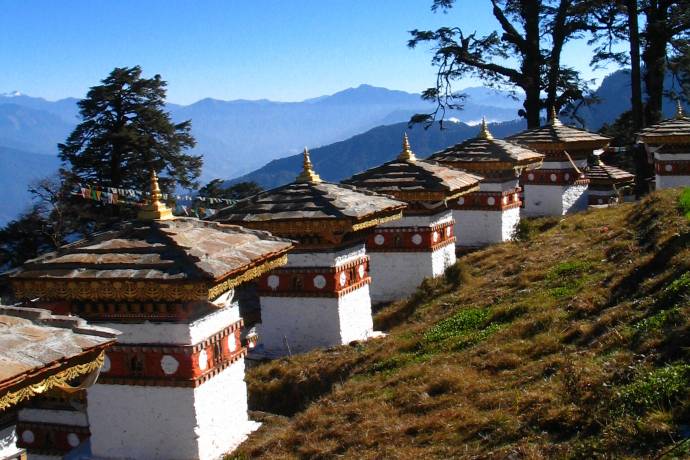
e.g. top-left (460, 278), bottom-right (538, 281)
top-left (368, 244), bottom-right (455, 304)
top-left (284, 244), bottom-right (366, 268)
top-left (260, 285), bottom-right (373, 355)
top-left (0, 425), bottom-right (21, 460)
top-left (454, 209), bottom-right (507, 246)
top-left (656, 174), bottom-right (690, 189)
top-left (88, 360), bottom-right (254, 460)
top-left (523, 184), bottom-right (588, 216)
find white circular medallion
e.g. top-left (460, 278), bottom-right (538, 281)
top-left (598, 198), bottom-right (604, 204)
top-left (228, 335), bottom-right (237, 352)
top-left (374, 234), bottom-right (385, 245)
top-left (432, 231), bottom-right (439, 243)
top-left (198, 350), bottom-right (208, 371)
top-left (21, 430), bottom-right (34, 444)
top-left (564, 173), bottom-right (570, 180)
top-left (528, 173), bottom-right (535, 181)
top-left (411, 233), bottom-right (422, 245)
top-left (67, 433), bottom-right (80, 448)
top-left (358, 264), bottom-right (365, 279)
top-left (550, 173), bottom-right (558, 182)
top-left (487, 197), bottom-right (496, 206)
top-left (665, 164), bottom-right (673, 172)
top-left (339, 272), bottom-right (347, 287)
top-left (160, 355), bottom-right (179, 375)
top-left (101, 354), bottom-right (111, 373)
top-left (267, 275), bottom-right (280, 290)
top-left (313, 274), bottom-right (326, 289)
top-left (457, 197), bottom-right (465, 205)
top-left (445, 226), bottom-right (451, 237)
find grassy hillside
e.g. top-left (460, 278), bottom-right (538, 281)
top-left (234, 189), bottom-right (690, 459)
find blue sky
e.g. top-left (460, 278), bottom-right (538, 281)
top-left (0, 1), bottom-right (616, 104)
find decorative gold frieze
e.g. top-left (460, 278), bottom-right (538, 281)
top-left (207, 254), bottom-right (288, 300)
top-left (12, 279), bottom-right (209, 302)
top-left (0, 352), bottom-right (105, 411)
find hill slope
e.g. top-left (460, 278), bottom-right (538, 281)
top-left (236, 189), bottom-right (690, 459)
top-left (0, 146), bottom-right (60, 225)
top-left (229, 119), bottom-right (526, 189)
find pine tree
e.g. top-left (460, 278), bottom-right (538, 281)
top-left (59, 66), bottom-right (201, 192)
top-left (409, 0), bottom-right (596, 129)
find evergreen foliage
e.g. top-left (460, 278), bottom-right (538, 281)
top-left (58, 66), bottom-right (201, 192)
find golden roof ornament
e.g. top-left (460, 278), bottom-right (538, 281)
top-left (550, 106), bottom-right (563, 127)
top-left (397, 132), bottom-right (417, 162)
top-left (676, 100), bottom-right (685, 119)
top-left (296, 147), bottom-right (322, 183)
top-left (138, 170), bottom-right (174, 221)
top-left (478, 117), bottom-right (494, 140)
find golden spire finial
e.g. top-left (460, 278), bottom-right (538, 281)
top-left (296, 147), bottom-right (322, 183)
top-left (550, 106), bottom-right (563, 126)
top-left (138, 169), bottom-right (174, 221)
top-left (478, 117), bottom-right (494, 140)
top-left (398, 132), bottom-right (417, 161)
top-left (676, 100), bottom-right (685, 119)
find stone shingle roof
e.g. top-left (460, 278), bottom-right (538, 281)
top-left (10, 218), bottom-right (293, 283)
top-left (0, 305), bottom-right (117, 410)
top-left (213, 181), bottom-right (406, 223)
top-left (586, 161), bottom-right (635, 184)
top-left (343, 134), bottom-right (481, 198)
top-left (637, 104), bottom-right (690, 143)
top-left (507, 116), bottom-right (610, 149)
top-left (429, 121), bottom-right (543, 169)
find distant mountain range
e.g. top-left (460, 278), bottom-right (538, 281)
top-left (0, 84), bottom-right (520, 225)
top-left (0, 70), bottom-right (685, 226)
top-left (0, 84), bottom-right (522, 177)
top-left (227, 120), bottom-right (527, 189)
top-left (0, 146), bottom-right (60, 224)
top-left (572, 70), bottom-right (688, 130)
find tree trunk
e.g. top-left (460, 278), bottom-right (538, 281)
top-left (546, 0), bottom-right (569, 119)
top-left (523, 0), bottom-right (543, 129)
top-left (628, 0), bottom-right (644, 131)
top-left (643, 1), bottom-right (670, 124)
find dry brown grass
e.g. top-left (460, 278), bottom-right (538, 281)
top-left (231, 189), bottom-right (690, 460)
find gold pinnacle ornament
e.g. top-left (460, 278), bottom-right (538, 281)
top-left (676, 100), bottom-right (685, 119)
top-left (138, 170), bottom-right (174, 221)
top-left (550, 106), bottom-right (563, 126)
top-left (478, 117), bottom-right (494, 140)
top-left (296, 147), bottom-right (322, 183)
top-left (397, 132), bottom-right (417, 161)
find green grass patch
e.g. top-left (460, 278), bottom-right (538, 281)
top-left (546, 260), bottom-right (594, 299)
top-left (367, 352), bottom-right (431, 375)
top-left (423, 307), bottom-right (502, 352)
top-left (632, 307), bottom-right (682, 334)
top-left (618, 363), bottom-right (690, 414)
top-left (659, 271), bottom-right (690, 306)
top-left (424, 307), bottom-right (490, 343)
top-left (680, 187), bottom-right (690, 221)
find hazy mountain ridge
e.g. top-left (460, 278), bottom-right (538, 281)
top-left (228, 119), bottom-right (527, 190)
top-left (0, 72), bottom-right (673, 226)
top-left (0, 84), bottom-right (522, 176)
top-left (0, 145), bottom-right (60, 224)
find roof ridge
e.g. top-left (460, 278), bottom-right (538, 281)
top-left (0, 304), bottom-right (120, 338)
